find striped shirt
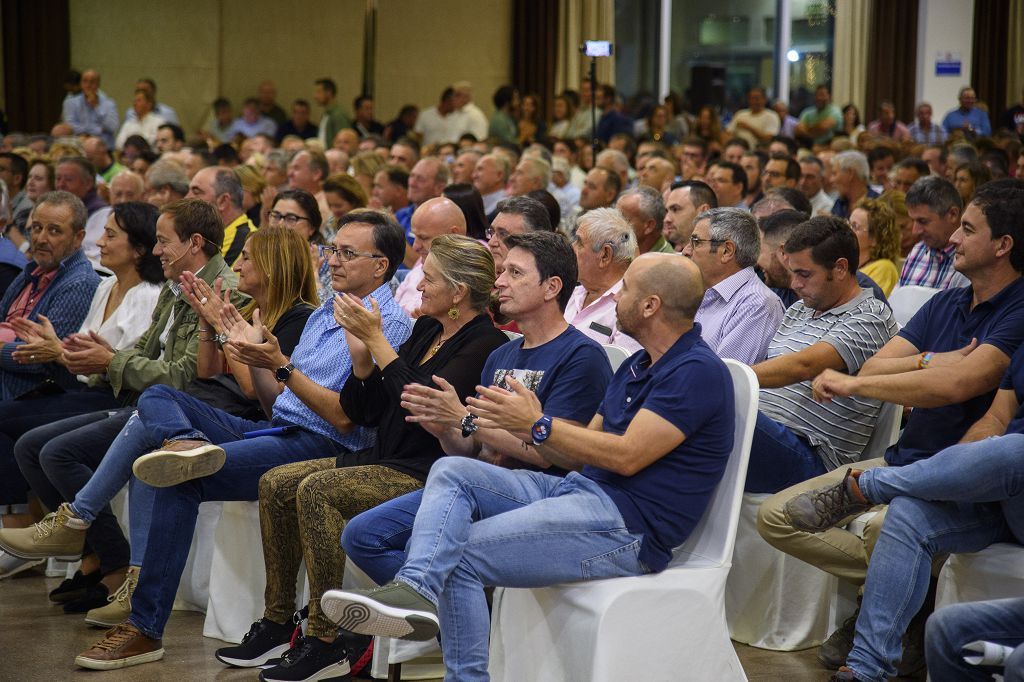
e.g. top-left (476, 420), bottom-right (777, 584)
top-left (899, 241), bottom-right (969, 290)
top-left (271, 283), bottom-right (413, 448)
top-left (695, 267), bottom-right (784, 365)
top-left (759, 289), bottom-right (899, 470)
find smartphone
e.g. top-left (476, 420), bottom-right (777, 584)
top-left (582, 40), bottom-right (613, 57)
top-left (242, 425), bottom-right (300, 439)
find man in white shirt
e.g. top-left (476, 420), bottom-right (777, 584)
top-left (449, 81), bottom-right (489, 141)
top-left (799, 156), bottom-right (835, 216)
top-left (727, 87), bottom-right (780, 148)
top-left (415, 87), bottom-right (458, 147)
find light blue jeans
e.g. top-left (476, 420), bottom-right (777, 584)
top-left (392, 457), bottom-right (648, 682)
top-left (844, 434), bottom-right (1024, 681)
top-left (342, 489), bottom-right (422, 586)
top-left (926, 597), bottom-right (1024, 681)
top-left (70, 411), bottom-right (158, 567)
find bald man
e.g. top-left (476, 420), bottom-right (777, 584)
top-left (110, 171), bottom-right (145, 205)
top-left (321, 251), bottom-right (738, 680)
top-left (393, 196), bottom-right (468, 315)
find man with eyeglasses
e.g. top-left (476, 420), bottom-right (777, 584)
top-left (681, 207), bottom-right (783, 364)
top-left (744, 215), bottom-right (896, 493)
top-left (485, 195), bottom-right (553, 274)
top-left (393, 197), bottom-right (468, 316)
top-left (74, 209), bottom-right (414, 671)
top-left (187, 166), bottom-right (255, 265)
top-left (761, 153), bottom-right (800, 192)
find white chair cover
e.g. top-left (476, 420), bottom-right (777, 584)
top-left (487, 360), bottom-right (757, 681)
top-left (601, 344), bottom-right (631, 372)
top-left (936, 543), bottom-right (1024, 609)
top-left (859, 401), bottom-right (902, 461)
top-left (887, 285), bottom-right (940, 327)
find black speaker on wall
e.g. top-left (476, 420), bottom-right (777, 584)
top-left (690, 65), bottom-right (726, 112)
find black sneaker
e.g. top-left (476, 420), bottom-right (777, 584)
top-left (259, 635), bottom-right (352, 682)
top-left (62, 582), bottom-right (109, 613)
top-left (216, 618), bottom-right (295, 668)
top-left (818, 609), bottom-right (858, 669)
top-left (339, 630), bottom-right (373, 676)
top-left (48, 569), bottom-right (102, 604)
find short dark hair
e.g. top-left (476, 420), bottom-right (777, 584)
top-left (526, 189), bottom-right (561, 230)
top-left (711, 160), bottom-right (748, 196)
top-left (442, 183), bottom-right (488, 240)
top-left (867, 147), bottom-right (895, 165)
top-left (766, 186), bottom-right (813, 216)
top-left (970, 179), bottom-right (1024, 272)
top-left (112, 201), bottom-right (164, 284)
top-left (504, 231), bottom-right (577, 311)
top-left (315, 78), bottom-right (337, 96)
top-left (495, 195), bottom-right (552, 232)
top-left (759, 208), bottom-right (807, 242)
top-left (378, 164), bottom-right (409, 189)
top-left (723, 137), bottom-right (751, 151)
top-left (158, 123), bottom-right (185, 142)
top-left (274, 188), bottom-right (323, 230)
top-left (353, 94), bottom-right (372, 110)
top-left (493, 85), bottom-right (517, 110)
top-left (0, 152), bottom-right (28, 188)
top-left (680, 136), bottom-right (709, 154)
top-left (213, 97), bottom-right (231, 110)
top-left (784, 215), bottom-right (860, 273)
top-left (337, 209), bottom-right (407, 282)
top-left (57, 156), bottom-right (96, 187)
top-left (905, 175), bottom-right (962, 215)
top-left (669, 179), bottom-right (718, 209)
top-left (212, 144), bottom-right (240, 166)
top-left (161, 198), bottom-right (224, 257)
top-left (896, 157), bottom-right (930, 176)
top-left (770, 135), bottom-right (799, 156)
top-left (769, 153), bottom-right (801, 182)
top-left (292, 98), bottom-right (311, 109)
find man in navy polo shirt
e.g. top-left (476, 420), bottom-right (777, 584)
top-left (320, 253), bottom-right (736, 681)
top-left (758, 179), bottom-right (1024, 670)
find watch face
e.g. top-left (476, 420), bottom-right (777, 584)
top-left (532, 421), bottom-right (550, 441)
top-left (275, 365), bottom-right (292, 382)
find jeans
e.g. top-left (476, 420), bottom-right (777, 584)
top-left (926, 597), bottom-right (1024, 682)
top-left (342, 489), bottom-right (423, 586)
top-left (70, 411), bottom-right (159, 566)
top-left (844, 435), bottom-right (1024, 682)
top-left (125, 385), bottom-right (347, 639)
top-left (393, 458), bottom-right (647, 682)
top-left (745, 412), bottom-right (827, 493)
top-left (0, 387), bottom-right (120, 504)
top-left (14, 408), bottom-right (134, 575)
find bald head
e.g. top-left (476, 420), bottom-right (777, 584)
top-left (629, 253), bottom-right (705, 324)
top-left (411, 197), bottom-right (467, 259)
top-left (110, 171), bottom-right (145, 205)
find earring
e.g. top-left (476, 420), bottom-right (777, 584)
top-left (448, 306), bottom-right (460, 320)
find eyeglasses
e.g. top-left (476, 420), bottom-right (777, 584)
top-left (689, 235), bottom-right (726, 248)
top-left (268, 211), bottom-right (310, 226)
top-left (485, 227), bottom-right (511, 241)
top-left (318, 244), bottom-right (383, 262)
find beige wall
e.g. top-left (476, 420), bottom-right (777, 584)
top-left (67, 0), bottom-right (510, 140)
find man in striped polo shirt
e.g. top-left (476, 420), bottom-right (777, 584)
top-left (746, 215), bottom-right (898, 494)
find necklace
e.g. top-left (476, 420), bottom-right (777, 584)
top-left (426, 329), bottom-right (456, 359)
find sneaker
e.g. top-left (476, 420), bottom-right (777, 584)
top-left (829, 667), bottom-right (857, 681)
top-left (259, 636), bottom-right (352, 682)
top-left (85, 566), bottom-right (140, 628)
top-left (0, 503), bottom-right (88, 560)
top-left (783, 469), bottom-right (872, 533)
top-left (64, 582), bottom-right (110, 613)
top-left (49, 568), bottom-right (103, 603)
top-left (321, 581), bottom-right (439, 641)
top-left (132, 439), bottom-right (227, 488)
top-left (215, 617), bottom-right (295, 668)
top-left (818, 610), bottom-right (858, 669)
top-left (75, 622), bottom-right (164, 670)
top-left (0, 550), bottom-right (44, 579)
top-left (340, 631), bottom-right (374, 676)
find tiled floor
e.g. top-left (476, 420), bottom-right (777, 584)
top-left (0, 567), bottom-right (828, 681)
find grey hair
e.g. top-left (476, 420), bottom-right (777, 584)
top-left (482, 153), bottom-right (512, 183)
top-left (520, 157), bottom-right (552, 188)
top-left (597, 149), bottom-right (630, 177)
top-left (577, 207), bottom-right (637, 264)
top-left (620, 185), bottom-right (667, 230)
top-left (212, 167), bottom-right (244, 209)
top-left (948, 144), bottom-right (979, 167)
top-left (36, 190), bottom-right (88, 232)
top-left (146, 160), bottom-right (189, 195)
top-left (833, 151), bottom-right (869, 182)
top-left (905, 175), bottom-right (963, 214)
top-left (264, 150), bottom-right (290, 173)
top-left (695, 206), bottom-right (761, 268)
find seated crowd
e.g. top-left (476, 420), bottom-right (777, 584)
top-left (0, 70), bottom-right (1023, 682)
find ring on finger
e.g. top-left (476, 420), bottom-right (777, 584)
top-left (200, 297), bottom-right (208, 305)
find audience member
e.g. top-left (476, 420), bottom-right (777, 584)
top-left (941, 86), bottom-right (991, 138)
top-left (61, 70), bottom-right (119, 148)
top-left (898, 176), bottom-right (969, 289)
top-left (187, 166), bottom-right (254, 265)
top-left (615, 186), bottom-right (672, 253)
top-left (393, 197), bottom-right (467, 316)
top-left (799, 156), bottom-right (834, 215)
top-left (830, 151), bottom-right (876, 219)
top-left (313, 78), bottom-right (352, 148)
top-left (795, 86), bottom-right (842, 147)
top-left (727, 86), bottom-right (779, 147)
top-left (662, 180), bottom-right (716, 251)
top-left (707, 160), bottom-right (748, 209)
top-left (907, 102), bottom-right (946, 145)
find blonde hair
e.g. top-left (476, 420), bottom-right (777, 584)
top-left (240, 227), bottom-right (319, 329)
top-left (351, 151), bottom-right (385, 182)
top-left (855, 197), bottom-right (901, 263)
top-left (426, 235), bottom-right (496, 313)
top-left (234, 164), bottom-right (267, 197)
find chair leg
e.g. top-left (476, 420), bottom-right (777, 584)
top-left (387, 662), bottom-right (402, 681)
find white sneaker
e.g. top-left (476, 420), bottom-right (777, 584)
top-left (0, 550), bottom-right (44, 579)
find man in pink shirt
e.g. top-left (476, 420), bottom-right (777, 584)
top-left (563, 207), bottom-right (641, 353)
top-left (393, 197), bottom-right (467, 316)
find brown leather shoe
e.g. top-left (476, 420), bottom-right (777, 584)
top-left (75, 622), bottom-right (164, 670)
top-left (131, 439), bottom-right (226, 487)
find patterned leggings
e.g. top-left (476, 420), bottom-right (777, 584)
top-left (258, 458), bottom-right (423, 637)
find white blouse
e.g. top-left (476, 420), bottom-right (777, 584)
top-left (76, 276), bottom-right (162, 383)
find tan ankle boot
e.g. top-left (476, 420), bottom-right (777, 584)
top-left (0, 503), bottom-right (88, 560)
top-left (85, 566), bottom-right (140, 628)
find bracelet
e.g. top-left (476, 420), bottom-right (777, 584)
top-left (918, 351), bottom-right (934, 369)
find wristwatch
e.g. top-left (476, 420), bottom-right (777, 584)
top-left (531, 415), bottom-right (553, 445)
top-left (460, 413), bottom-right (478, 438)
top-left (214, 331), bottom-right (230, 345)
top-left (275, 362), bottom-right (295, 383)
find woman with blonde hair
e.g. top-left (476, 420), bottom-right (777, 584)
top-left (234, 164), bottom-right (267, 226)
top-left (879, 189), bottom-right (914, 260)
top-left (216, 235), bottom-right (507, 678)
top-left (849, 197), bottom-right (901, 295)
top-left (351, 151), bottom-right (385, 199)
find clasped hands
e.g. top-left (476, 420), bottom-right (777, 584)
top-left (401, 375), bottom-right (543, 440)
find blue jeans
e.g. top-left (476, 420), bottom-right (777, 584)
top-left (744, 412), bottom-right (827, 493)
top-left (70, 411), bottom-right (158, 567)
top-left (926, 597), bottom-right (1024, 682)
top-left (392, 458), bottom-right (647, 682)
top-left (342, 489), bottom-right (423, 586)
top-left (844, 435), bottom-right (1024, 681)
top-left (123, 385), bottom-right (348, 639)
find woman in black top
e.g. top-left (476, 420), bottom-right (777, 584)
top-left (219, 235), bottom-right (506, 675)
